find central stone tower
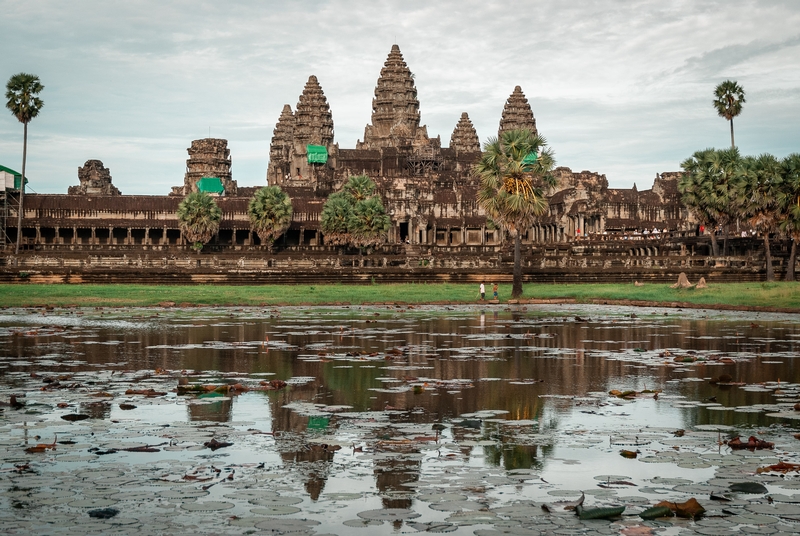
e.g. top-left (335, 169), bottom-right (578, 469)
top-left (357, 45), bottom-right (431, 150)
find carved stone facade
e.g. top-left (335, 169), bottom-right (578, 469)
top-left (181, 138), bottom-right (237, 196)
top-left (6, 44), bottom-right (700, 261)
top-left (69, 160), bottom-right (121, 196)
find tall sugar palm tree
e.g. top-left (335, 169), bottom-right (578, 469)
top-left (740, 153), bottom-right (784, 281)
top-left (475, 129), bottom-right (556, 299)
top-left (778, 153), bottom-right (800, 281)
top-left (177, 192), bottom-right (222, 252)
top-left (5, 73), bottom-right (44, 254)
top-left (713, 80), bottom-right (745, 149)
top-left (320, 192), bottom-right (353, 246)
top-left (248, 185), bottom-right (293, 249)
top-left (348, 196), bottom-right (391, 249)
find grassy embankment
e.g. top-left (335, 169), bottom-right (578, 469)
top-left (0, 282), bottom-right (799, 310)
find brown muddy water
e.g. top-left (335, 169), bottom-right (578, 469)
top-left (2, 304), bottom-right (800, 535)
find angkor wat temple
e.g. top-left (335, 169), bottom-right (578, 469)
top-left (1, 45), bottom-right (782, 284)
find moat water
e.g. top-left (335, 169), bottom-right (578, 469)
top-left (1, 304), bottom-right (800, 535)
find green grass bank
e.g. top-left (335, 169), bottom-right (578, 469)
top-left (1, 282), bottom-right (799, 310)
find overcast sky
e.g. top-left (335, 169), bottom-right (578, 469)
top-left (1, 0), bottom-right (799, 195)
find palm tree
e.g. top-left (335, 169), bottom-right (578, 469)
top-left (176, 192), bottom-right (222, 252)
top-left (740, 153), bottom-right (784, 281)
top-left (679, 147), bottom-right (743, 257)
top-left (713, 80), bottom-right (745, 149)
top-left (348, 196), bottom-right (391, 249)
top-left (321, 175), bottom-right (391, 250)
top-left (320, 192), bottom-right (353, 246)
top-left (248, 186), bottom-right (293, 249)
top-left (475, 129), bottom-right (556, 299)
top-left (342, 174), bottom-right (376, 202)
top-left (5, 73), bottom-right (44, 254)
top-left (778, 153), bottom-right (800, 281)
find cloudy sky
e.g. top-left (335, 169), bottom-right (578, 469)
top-left (1, 0), bottom-right (799, 195)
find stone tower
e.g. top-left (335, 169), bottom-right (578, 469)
top-left (267, 104), bottom-right (295, 185)
top-left (69, 160), bottom-right (121, 196)
top-left (358, 44), bottom-right (430, 149)
top-left (449, 112), bottom-right (481, 153)
top-left (183, 138), bottom-right (237, 195)
top-left (498, 86), bottom-right (537, 138)
top-left (293, 75), bottom-right (334, 150)
top-left (267, 76), bottom-right (335, 187)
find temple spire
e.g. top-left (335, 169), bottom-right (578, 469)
top-left (450, 112), bottom-right (480, 153)
top-left (267, 104), bottom-right (295, 185)
top-left (358, 44), bottom-right (428, 149)
top-left (498, 86), bottom-right (537, 138)
top-left (293, 75), bottom-right (334, 150)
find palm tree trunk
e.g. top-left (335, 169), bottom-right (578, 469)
top-left (512, 231), bottom-right (523, 299)
top-left (730, 117), bottom-right (735, 149)
top-left (710, 231), bottom-right (719, 257)
top-left (722, 224), bottom-right (728, 256)
top-left (786, 238), bottom-right (796, 282)
top-left (764, 233), bottom-right (774, 281)
top-left (15, 122), bottom-right (27, 255)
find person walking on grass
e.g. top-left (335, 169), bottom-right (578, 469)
top-left (493, 283), bottom-right (498, 301)
top-left (479, 282), bottom-right (485, 301)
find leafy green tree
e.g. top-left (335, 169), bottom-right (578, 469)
top-left (320, 192), bottom-right (354, 246)
top-left (778, 153), bottom-right (800, 281)
top-left (177, 192), bottom-right (222, 252)
top-left (321, 175), bottom-right (390, 250)
top-left (713, 80), bottom-right (745, 149)
top-left (342, 174), bottom-right (376, 202)
top-left (248, 185), bottom-right (293, 249)
top-left (5, 73), bottom-right (44, 254)
top-left (679, 147), bottom-right (743, 256)
top-left (475, 129), bottom-right (556, 298)
top-left (740, 153), bottom-right (784, 281)
top-left (348, 196), bottom-right (391, 249)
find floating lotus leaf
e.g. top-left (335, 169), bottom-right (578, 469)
top-left (639, 505), bottom-right (674, 519)
top-left (357, 508), bottom-right (420, 520)
top-left (428, 500), bottom-right (487, 511)
top-left (250, 505), bottom-right (301, 515)
top-left (729, 481), bottom-right (768, 494)
top-left (576, 504), bottom-right (625, 520)
top-left (343, 519), bottom-right (382, 527)
top-left (253, 517), bottom-right (321, 531)
top-left (180, 501), bottom-right (235, 511)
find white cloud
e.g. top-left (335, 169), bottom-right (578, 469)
top-left (1, 0), bottom-right (798, 194)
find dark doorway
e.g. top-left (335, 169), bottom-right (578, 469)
top-left (399, 222), bottom-right (409, 243)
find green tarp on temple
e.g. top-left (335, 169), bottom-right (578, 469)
top-left (196, 177), bottom-right (224, 194)
top-left (0, 164), bottom-right (25, 190)
top-left (522, 152), bottom-right (538, 167)
top-left (307, 145), bottom-right (328, 164)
